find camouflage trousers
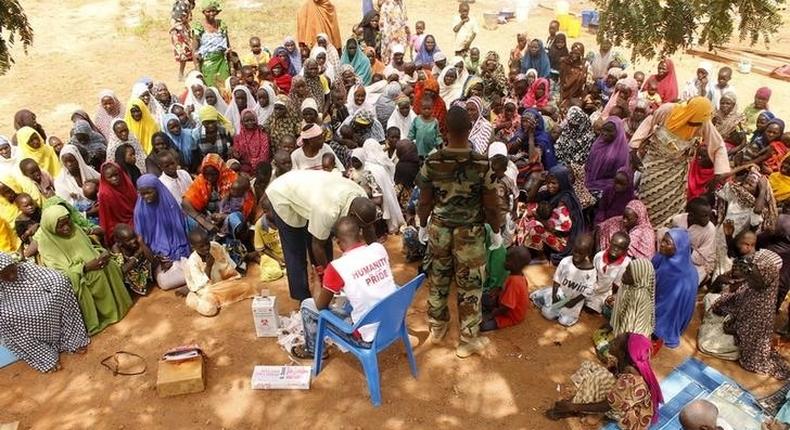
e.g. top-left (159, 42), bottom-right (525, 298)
top-left (425, 222), bottom-right (486, 338)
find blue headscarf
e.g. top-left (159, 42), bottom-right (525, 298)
top-left (414, 35), bottom-right (440, 69)
top-left (282, 36), bottom-right (302, 75)
top-left (512, 108), bottom-right (557, 170)
top-left (162, 113), bottom-right (195, 168)
top-left (750, 110), bottom-right (776, 144)
top-left (341, 38), bottom-right (372, 85)
top-left (652, 228), bottom-right (698, 348)
top-left (520, 39), bottom-right (551, 78)
top-left (133, 174), bottom-right (191, 261)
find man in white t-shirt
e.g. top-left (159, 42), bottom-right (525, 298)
top-left (157, 151), bottom-right (193, 204)
top-left (292, 216), bottom-right (398, 359)
top-left (587, 232), bottom-right (631, 313)
top-left (264, 169), bottom-right (378, 301)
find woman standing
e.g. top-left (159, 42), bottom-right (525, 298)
top-left (34, 205), bottom-right (133, 335)
top-left (297, 0), bottom-right (341, 52)
top-left (379, 0), bottom-right (409, 65)
top-left (653, 228), bottom-right (698, 348)
top-left (0, 253), bottom-right (90, 373)
top-left (192, 0), bottom-right (230, 87)
top-left (170, 0), bottom-right (194, 81)
top-left (559, 43), bottom-right (587, 106)
top-left (630, 97), bottom-right (728, 226)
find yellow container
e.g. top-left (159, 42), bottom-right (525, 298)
top-left (567, 17), bottom-right (581, 37)
top-left (557, 13), bottom-right (571, 31)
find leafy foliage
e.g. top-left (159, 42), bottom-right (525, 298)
top-left (593, 0), bottom-right (784, 61)
top-left (0, 0), bottom-right (34, 75)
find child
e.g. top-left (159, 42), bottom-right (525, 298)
top-left (74, 179), bottom-right (100, 225)
top-left (494, 99), bottom-right (520, 142)
top-left (321, 152), bottom-right (337, 172)
top-left (452, 2), bottom-right (478, 57)
top-left (481, 246), bottom-right (531, 331)
top-left (169, 0), bottom-right (194, 81)
top-left (19, 158), bottom-right (56, 198)
top-left (272, 149), bottom-right (293, 177)
top-left (292, 216), bottom-right (398, 359)
top-left (226, 158), bottom-right (242, 174)
top-left (158, 151), bottom-right (193, 204)
top-left (488, 144), bottom-right (518, 244)
top-left (587, 232), bottom-right (631, 313)
top-left (184, 228), bottom-right (245, 317)
top-left (408, 96), bottom-right (443, 157)
top-left (14, 193), bottom-right (41, 257)
top-left (110, 223), bottom-right (155, 296)
top-left (218, 176), bottom-right (253, 270)
top-left (409, 21), bottom-right (426, 61)
top-left (384, 127), bottom-right (400, 164)
top-left (241, 36), bottom-right (271, 69)
top-left (546, 20), bottom-right (560, 47)
top-left (531, 234), bottom-right (597, 327)
top-left (47, 136), bottom-right (64, 156)
top-left (639, 77), bottom-right (662, 111)
top-left (633, 71), bottom-right (645, 92)
top-left (254, 197), bottom-right (285, 282)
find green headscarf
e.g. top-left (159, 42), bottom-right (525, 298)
top-left (34, 205), bottom-right (100, 271)
top-left (200, 0), bottom-right (222, 11)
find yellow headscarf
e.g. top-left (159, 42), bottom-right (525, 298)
top-left (665, 97), bottom-right (714, 140)
top-left (124, 98), bottom-right (160, 155)
top-left (198, 105), bottom-right (235, 136)
top-left (16, 126), bottom-right (60, 177)
top-left (770, 153), bottom-right (790, 203)
top-left (0, 172), bottom-right (42, 252)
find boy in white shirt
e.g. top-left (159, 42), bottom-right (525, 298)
top-left (587, 232), bottom-right (631, 313)
top-left (452, 2), bottom-right (478, 57)
top-left (293, 216), bottom-right (398, 359)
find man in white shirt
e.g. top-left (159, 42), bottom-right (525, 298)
top-left (157, 152), bottom-right (193, 204)
top-left (264, 169), bottom-right (378, 301)
top-left (709, 67), bottom-right (736, 109)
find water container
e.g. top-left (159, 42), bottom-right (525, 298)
top-left (738, 59), bottom-right (752, 74)
top-left (567, 17), bottom-right (582, 37)
top-left (558, 14), bottom-right (571, 31)
top-left (515, 0), bottom-right (533, 22)
top-left (556, 0), bottom-right (570, 15)
top-left (581, 10), bottom-right (594, 27)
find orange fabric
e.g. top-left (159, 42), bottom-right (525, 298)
top-left (297, 0), bottom-right (342, 48)
top-left (184, 154), bottom-right (254, 217)
top-left (366, 46), bottom-right (386, 75)
top-left (765, 141), bottom-right (789, 173)
top-left (412, 76), bottom-right (448, 137)
top-left (665, 96), bottom-right (713, 140)
top-left (494, 275), bottom-right (529, 328)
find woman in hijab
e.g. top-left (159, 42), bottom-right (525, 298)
top-left (585, 116), bottom-right (630, 192)
top-left (54, 144), bottom-right (100, 207)
top-left (163, 113), bottom-right (197, 171)
top-left (594, 167), bottom-right (635, 223)
top-left (358, 11), bottom-right (381, 54)
top-left (375, 81), bottom-right (402, 126)
top-left (508, 109), bottom-right (558, 181)
top-left (134, 174), bottom-right (191, 284)
top-left (192, 0), bottom-right (231, 87)
top-left (71, 109), bottom-right (105, 139)
top-left (521, 77), bottom-right (551, 109)
top-left (34, 204), bottom-right (133, 336)
top-left (713, 91), bottom-right (745, 149)
top-left (630, 96), bottom-right (728, 225)
top-left (439, 60), bottom-right (468, 108)
top-left (69, 119), bottom-right (107, 169)
top-left (95, 91), bottom-right (126, 141)
top-left (653, 228), bottom-right (698, 348)
top-left (365, 46), bottom-right (386, 76)
top-left (480, 51), bottom-right (508, 104)
top-left (114, 143), bottom-right (143, 186)
top-left (192, 105), bottom-right (234, 160)
top-left (467, 96), bottom-right (492, 155)
top-left (599, 200), bottom-right (656, 260)
top-left (267, 56), bottom-right (293, 94)
top-left (610, 259), bottom-right (656, 338)
top-left (124, 98), bottom-right (160, 155)
top-left (152, 81), bottom-right (180, 119)
top-left (346, 84), bottom-right (375, 118)
top-left (232, 109), bottom-right (271, 175)
top-left (713, 249), bottom-right (790, 379)
top-left (264, 95), bottom-right (301, 151)
top-left (0, 173), bottom-right (38, 252)
top-left (282, 36), bottom-right (303, 75)
top-left (644, 58), bottom-right (678, 104)
top-left (98, 161), bottom-right (137, 245)
top-left (17, 126), bottom-right (60, 177)
top-left (0, 252), bottom-right (90, 373)
top-left (559, 43), bottom-right (587, 106)
top-left (0, 136), bottom-right (17, 171)
top-left (107, 119), bottom-right (147, 172)
top-left (555, 106), bottom-right (596, 166)
top-left (547, 33), bottom-right (569, 78)
top-left (224, 85), bottom-right (260, 136)
top-left (357, 142), bottom-right (404, 233)
top-left (546, 333), bottom-right (663, 427)
top-left (316, 33), bottom-right (342, 70)
top-left (379, 0), bottom-right (409, 64)
top-left (770, 154), bottom-right (790, 209)
top-left (414, 35), bottom-right (440, 70)
top-left (341, 38), bottom-right (373, 86)
top-left (742, 87), bottom-right (772, 135)
top-left (602, 77), bottom-right (639, 120)
top-left (387, 95), bottom-right (416, 138)
top-left (256, 83), bottom-right (277, 126)
top-left (520, 39), bottom-right (551, 78)
top-left (297, 2), bottom-right (342, 53)
top-left (517, 164), bottom-right (584, 264)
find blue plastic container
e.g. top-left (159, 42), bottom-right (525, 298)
top-left (581, 10), bottom-right (599, 27)
top-left (0, 342), bottom-right (18, 368)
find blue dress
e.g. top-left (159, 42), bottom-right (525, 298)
top-left (653, 228), bottom-right (699, 348)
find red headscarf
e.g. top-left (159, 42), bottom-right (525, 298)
top-left (268, 57), bottom-right (293, 94)
top-left (521, 78), bottom-right (551, 109)
top-left (98, 161), bottom-right (137, 245)
top-left (184, 154), bottom-right (255, 218)
top-left (412, 75), bottom-right (447, 137)
top-left (644, 58), bottom-right (678, 104)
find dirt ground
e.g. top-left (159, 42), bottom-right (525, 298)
top-left (1, 0), bottom-right (790, 429)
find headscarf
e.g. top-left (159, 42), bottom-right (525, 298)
top-left (302, 58), bottom-right (328, 112)
top-left (467, 96), bottom-right (493, 155)
top-left (602, 77), bottom-right (639, 119)
top-left (114, 143), bottom-right (142, 185)
top-left (545, 164), bottom-right (584, 264)
top-left (585, 116), bottom-right (630, 191)
top-left (646, 58), bottom-right (678, 104)
top-left (346, 84), bottom-right (376, 117)
top-left (414, 35), bottom-right (440, 69)
top-left (438, 65), bottom-right (467, 108)
top-left (282, 36), bottom-right (302, 74)
top-left (204, 87), bottom-right (229, 116)
top-left (134, 174), bottom-right (190, 261)
top-left (183, 154), bottom-right (254, 217)
top-left (54, 144), bottom-right (100, 205)
top-left (770, 153), bottom-right (790, 203)
top-left (555, 106), bottom-right (595, 165)
top-left (547, 33), bottom-right (568, 71)
top-left (713, 91), bottom-right (744, 139)
top-left (163, 114), bottom-right (195, 168)
top-left (521, 77), bottom-right (551, 109)
top-left (13, 109), bottom-right (47, 141)
top-left (341, 38), bottom-right (373, 85)
top-left (411, 75), bottom-right (447, 135)
top-left (366, 46), bottom-right (386, 75)
top-left (359, 11), bottom-right (380, 51)
top-left (257, 83), bottom-right (277, 125)
top-left (98, 161), bottom-right (137, 242)
top-left (268, 56), bottom-right (293, 94)
top-left (362, 138), bottom-right (395, 177)
top-left (69, 119), bottom-right (107, 159)
top-left (95, 90), bottom-right (125, 140)
top-left (652, 228), bottom-right (698, 348)
top-left (518, 108), bottom-right (557, 170)
top-left (225, 85), bottom-right (261, 136)
top-left (72, 109), bottom-right (105, 139)
top-left (316, 32), bottom-right (342, 70)
top-left (610, 259), bottom-right (655, 337)
top-left (352, 146), bottom-right (405, 231)
top-left (233, 108), bottom-right (271, 174)
top-left (386, 95), bottom-right (416, 138)
top-left (197, 105), bottom-right (234, 136)
top-left (349, 108), bottom-right (386, 142)
top-left (265, 95), bottom-right (301, 148)
top-left (480, 51), bottom-right (508, 103)
top-left (626, 333), bottom-right (664, 423)
top-left (520, 39), bottom-right (551, 78)
top-left (394, 139), bottom-right (420, 187)
top-left (309, 46), bottom-right (336, 82)
top-left (183, 76), bottom-right (206, 112)
top-left (106, 119), bottom-right (147, 172)
top-left (34, 205), bottom-right (101, 272)
top-left (665, 96), bottom-right (714, 140)
top-left (124, 98), bottom-right (160, 155)
top-left (375, 81), bottom-right (402, 126)
top-left (17, 126), bottom-right (60, 177)
top-left (0, 135), bottom-right (17, 170)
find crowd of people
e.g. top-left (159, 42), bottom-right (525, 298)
top-left (2, 0), bottom-right (790, 427)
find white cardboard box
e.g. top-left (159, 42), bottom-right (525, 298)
top-left (252, 296), bottom-right (279, 337)
top-left (251, 366), bottom-right (311, 390)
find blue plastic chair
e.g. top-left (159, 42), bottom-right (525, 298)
top-left (313, 273), bottom-right (426, 406)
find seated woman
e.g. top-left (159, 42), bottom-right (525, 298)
top-left (0, 172), bottom-right (42, 253)
top-left (712, 247), bottom-right (790, 379)
top-left (770, 154), bottom-right (790, 212)
top-left (33, 205), bottom-right (133, 335)
top-left (653, 228), bottom-right (698, 349)
top-left (231, 109), bottom-right (271, 176)
top-left (191, 106), bottom-right (234, 161)
top-left (507, 109), bottom-right (558, 186)
top-left (134, 174), bottom-right (192, 290)
top-left (594, 168), bottom-right (634, 224)
top-left (585, 116), bottom-right (630, 194)
top-left (546, 333), bottom-right (663, 429)
top-left (19, 158), bottom-right (56, 198)
top-left (54, 144), bottom-right (101, 208)
top-left (114, 144), bottom-right (142, 185)
top-left (598, 200), bottom-right (656, 260)
top-left (0, 252), bottom-right (90, 373)
top-left (98, 161), bottom-right (137, 245)
top-left (516, 164), bottom-right (584, 265)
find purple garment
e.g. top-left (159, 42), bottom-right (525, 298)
top-left (585, 116), bottom-right (630, 192)
top-left (594, 167), bottom-right (635, 223)
top-left (220, 196), bottom-right (245, 214)
top-left (133, 174), bottom-right (191, 261)
top-left (652, 228), bottom-right (698, 348)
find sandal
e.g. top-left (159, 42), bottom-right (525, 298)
top-left (290, 344), bottom-right (328, 360)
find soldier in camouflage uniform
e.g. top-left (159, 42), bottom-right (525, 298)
top-left (416, 106), bottom-right (503, 358)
